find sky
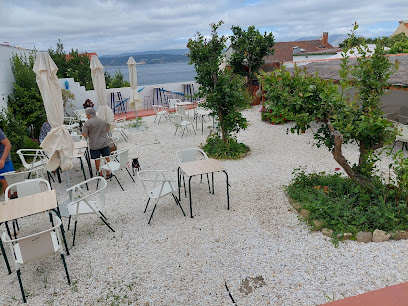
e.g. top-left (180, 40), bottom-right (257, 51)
top-left (0, 0), bottom-right (407, 56)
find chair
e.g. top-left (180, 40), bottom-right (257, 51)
top-left (64, 116), bottom-right (80, 134)
top-left (176, 148), bottom-right (211, 196)
top-left (174, 114), bottom-right (196, 138)
top-left (137, 170), bottom-right (185, 224)
top-left (113, 118), bottom-right (129, 142)
top-left (74, 109), bottom-right (87, 123)
top-left (168, 99), bottom-right (181, 113)
top-left (392, 120), bottom-right (408, 151)
top-left (58, 176), bottom-right (114, 246)
top-left (98, 149), bottom-right (135, 191)
top-left (152, 104), bottom-right (169, 124)
top-left (1, 213), bottom-right (70, 303)
top-left (16, 149), bottom-right (48, 171)
top-left (2, 168), bottom-right (45, 195)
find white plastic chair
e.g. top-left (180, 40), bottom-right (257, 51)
top-left (64, 116), bottom-right (80, 134)
top-left (2, 168), bottom-right (45, 195)
top-left (16, 149), bottom-right (48, 171)
top-left (113, 118), bottom-right (129, 142)
top-left (74, 109), bottom-right (87, 123)
top-left (137, 170), bottom-right (185, 224)
top-left (98, 148), bottom-right (135, 191)
top-left (58, 176), bottom-right (114, 246)
top-left (168, 99), bottom-right (181, 113)
top-left (392, 120), bottom-right (408, 151)
top-left (174, 114), bottom-right (196, 137)
top-left (1, 213), bottom-right (70, 303)
top-left (176, 148), bottom-right (210, 196)
top-left (152, 104), bottom-right (169, 124)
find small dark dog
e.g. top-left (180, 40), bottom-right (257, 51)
top-left (132, 158), bottom-right (141, 176)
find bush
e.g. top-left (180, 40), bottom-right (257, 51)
top-left (0, 109), bottom-right (40, 170)
top-left (287, 168), bottom-right (408, 235)
top-left (260, 106), bottom-right (293, 124)
top-left (202, 133), bottom-right (249, 160)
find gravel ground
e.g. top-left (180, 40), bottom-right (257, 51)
top-left (1, 105), bottom-right (407, 305)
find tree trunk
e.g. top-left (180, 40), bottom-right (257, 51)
top-left (328, 123), bottom-right (376, 192)
top-left (218, 110), bottom-right (227, 143)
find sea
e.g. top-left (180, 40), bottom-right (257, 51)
top-left (104, 62), bottom-right (197, 86)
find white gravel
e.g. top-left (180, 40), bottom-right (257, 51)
top-left (1, 105), bottom-right (407, 305)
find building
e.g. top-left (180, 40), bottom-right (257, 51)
top-left (392, 21), bottom-right (408, 37)
top-left (261, 32), bottom-right (334, 71)
top-left (65, 52), bottom-right (97, 61)
top-left (0, 44), bottom-right (33, 109)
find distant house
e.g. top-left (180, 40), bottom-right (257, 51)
top-left (392, 21), bottom-right (408, 37)
top-left (261, 32), bottom-right (334, 71)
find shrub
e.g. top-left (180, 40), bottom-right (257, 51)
top-left (287, 168), bottom-right (408, 235)
top-left (202, 133), bottom-right (249, 160)
top-left (0, 109), bottom-right (39, 170)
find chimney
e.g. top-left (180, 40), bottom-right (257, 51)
top-left (322, 32), bottom-right (328, 47)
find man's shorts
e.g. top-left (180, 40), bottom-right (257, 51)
top-left (0, 160), bottom-right (15, 179)
top-left (90, 146), bottom-right (111, 159)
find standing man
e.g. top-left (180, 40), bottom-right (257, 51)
top-left (0, 128), bottom-right (14, 195)
top-left (82, 108), bottom-right (111, 177)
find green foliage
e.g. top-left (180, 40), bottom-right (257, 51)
top-left (187, 21), bottom-right (250, 144)
top-left (0, 109), bottom-right (39, 170)
top-left (261, 23), bottom-right (398, 191)
top-left (49, 40), bottom-right (94, 90)
top-left (229, 25), bottom-right (274, 86)
top-left (61, 89), bottom-right (75, 115)
top-left (339, 32), bottom-right (408, 54)
top-left (202, 133), bottom-right (249, 159)
top-left (287, 169), bottom-right (408, 234)
top-left (8, 53), bottom-right (46, 139)
top-left (107, 69), bottom-right (131, 88)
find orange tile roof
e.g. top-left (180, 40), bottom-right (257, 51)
top-left (65, 52), bottom-right (97, 61)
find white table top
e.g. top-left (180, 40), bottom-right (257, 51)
top-left (180, 159), bottom-right (226, 177)
top-left (0, 190), bottom-right (57, 223)
top-left (176, 101), bottom-right (194, 106)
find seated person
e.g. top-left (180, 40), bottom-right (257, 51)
top-left (81, 108), bottom-right (111, 177)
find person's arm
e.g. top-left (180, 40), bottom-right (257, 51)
top-left (82, 122), bottom-right (88, 138)
top-left (0, 137), bottom-right (11, 170)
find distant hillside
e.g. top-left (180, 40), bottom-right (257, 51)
top-left (99, 53), bottom-right (189, 66)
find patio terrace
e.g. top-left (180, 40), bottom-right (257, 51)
top-left (0, 105), bottom-right (407, 305)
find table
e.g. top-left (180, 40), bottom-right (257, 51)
top-left (0, 190), bottom-right (70, 274)
top-left (178, 159), bottom-right (229, 218)
top-left (175, 101), bottom-right (194, 107)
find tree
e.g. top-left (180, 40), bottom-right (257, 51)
top-left (229, 25), bottom-right (274, 86)
top-left (187, 21), bottom-right (250, 144)
top-left (262, 24), bottom-right (399, 192)
top-left (108, 69), bottom-right (131, 88)
top-left (8, 53), bottom-right (46, 138)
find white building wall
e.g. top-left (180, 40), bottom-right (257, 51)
top-left (0, 45), bottom-right (33, 109)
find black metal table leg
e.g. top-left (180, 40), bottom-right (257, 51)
top-left (52, 209), bottom-right (70, 256)
top-left (0, 233), bottom-right (11, 274)
top-left (177, 167), bottom-right (181, 201)
top-left (79, 157), bottom-right (89, 190)
top-left (189, 176), bottom-right (193, 218)
top-left (223, 171), bottom-right (230, 210)
top-left (212, 172), bottom-right (214, 194)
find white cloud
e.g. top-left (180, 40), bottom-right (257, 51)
top-left (0, 0), bottom-right (407, 55)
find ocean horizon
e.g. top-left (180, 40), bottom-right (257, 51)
top-left (104, 62), bottom-right (197, 86)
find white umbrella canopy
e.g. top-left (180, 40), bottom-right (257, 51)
top-left (127, 56), bottom-right (143, 111)
top-left (33, 52), bottom-right (74, 172)
top-left (90, 55), bottom-right (115, 131)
